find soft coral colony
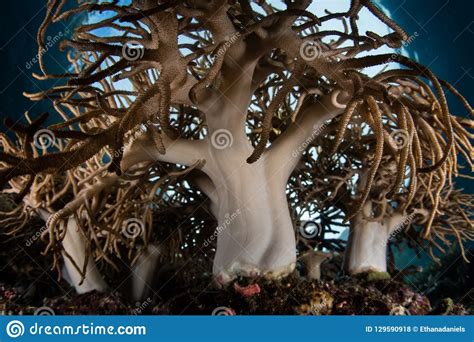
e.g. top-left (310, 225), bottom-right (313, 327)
top-left (0, 0), bottom-right (472, 298)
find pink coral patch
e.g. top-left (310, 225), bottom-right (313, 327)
top-left (233, 283), bottom-right (261, 297)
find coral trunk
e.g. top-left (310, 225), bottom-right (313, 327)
top-left (344, 202), bottom-right (408, 274)
top-left (210, 154), bottom-right (296, 284)
top-left (62, 218), bottom-right (108, 293)
top-left (344, 219), bottom-right (391, 274)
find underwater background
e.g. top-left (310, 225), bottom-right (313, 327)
top-left (0, 0), bottom-right (472, 308)
top-left (1, 1), bottom-right (473, 124)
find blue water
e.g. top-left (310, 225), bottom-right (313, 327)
top-left (384, 0), bottom-right (473, 103)
top-left (1, 1), bottom-right (472, 126)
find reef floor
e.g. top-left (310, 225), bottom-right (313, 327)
top-left (0, 215), bottom-right (471, 315)
top-left (1, 267), bottom-right (469, 315)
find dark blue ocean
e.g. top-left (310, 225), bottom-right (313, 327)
top-left (1, 1), bottom-right (472, 121)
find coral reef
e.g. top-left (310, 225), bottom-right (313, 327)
top-left (0, 0), bottom-right (472, 312)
